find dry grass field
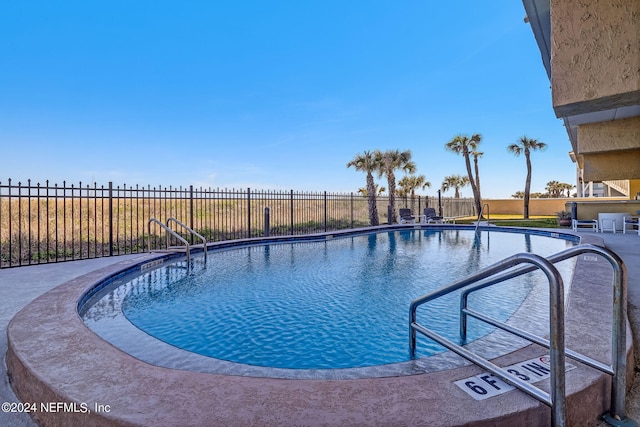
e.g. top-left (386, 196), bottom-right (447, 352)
top-left (0, 188), bottom-right (475, 267)
top-left (0, 196), bottom-right (372, 266)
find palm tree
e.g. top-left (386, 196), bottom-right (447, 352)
top-left (357, 184), bottom-right (386, 197)
top-left (374, 149), bottom-right (416, 223)
top-left (561, 183), bottom-right (575, 197)
top-left (398, 174), bottom-right (431, 211)
top-left (471, 150), bottom-right (483, 197)
top-left (545, 181), bottom-right (575, 198)
top-left (507, 136), bottom-right (547, 218)
top-left (545, 180), bottom-right (563, 198)
top-left (347, 151), bottom-right (380, 226)
top-left (441, 174), bottom-right (470, 198)
top-left (444, 134), bottom-right (483, 215)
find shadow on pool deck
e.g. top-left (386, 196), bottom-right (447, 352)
top-left (1, 230), bottom-right (639, 426)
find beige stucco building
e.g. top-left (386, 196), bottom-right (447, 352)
top-left (522, 0), bottom-right (640, 206)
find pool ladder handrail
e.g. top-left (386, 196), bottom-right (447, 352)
top-left (166, 217), bottom-right (207, 264)
top-left (458, 244), bottom-right (627, 426)
top-left (410, 253), bottom-right (566, 425)
top-left (474, 203), bottom-right (490, 233)
top-left (409, 244), bottom-right (629, 427)
top-left (147, 218), bottom-right (192, 264)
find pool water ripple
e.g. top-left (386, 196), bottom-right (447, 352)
top-left (83, 229), bottom-right (576, 372)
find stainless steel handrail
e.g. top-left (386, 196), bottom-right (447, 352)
top-left (167, 217), bottom-right (207, 264)
top-left (474, 203), bottom-right (490, 233)
top-left (459, 244), bottom-right (627, 423)
top-left (147, 218), bottom-right (191, 263)
top-left (409, 252), bottom-right (566, 426)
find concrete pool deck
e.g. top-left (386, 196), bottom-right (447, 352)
top-left (1, 228), bottom-right (639, 426)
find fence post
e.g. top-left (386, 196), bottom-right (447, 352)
top-left (108, 182), bottom-right (114, 256)
top-left (189, 185), bottom-right (194, 244)
top-left (18, 181), bottom-right (23, 265)
top-left (264, 207), bottom-right (270, 237)
top-left (8, 179), bottom-right (12, 267)
top-left (350, 192), bottom-right (354, 228)
top-left (290, 190), bottom-right (294, 235)
top-left (247, 187), bottom-right (251, 239)
top-left (324, 191), bottom-right (328, 232)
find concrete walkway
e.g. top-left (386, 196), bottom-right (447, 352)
top-left (1, 255), bottom-right (143, 427)
top-left (591, 231), bottom-right (640, 426)
top-left (1, 231), bottom-right (639, 426)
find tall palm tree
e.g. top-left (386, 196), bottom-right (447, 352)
top-left (347, 151), bottom-right (380, 226)
top-left (398, 174), bottom-right (431, 211)
top-left (444, 134), bottom-right (482, 215)
top-left (471, 150), bottom-right (483, 197)
top-left (507, 136), bottom-right (547, 219)
top-left (374, 149), bottom-right (416, 223)
top-left (441, 174), bottom-right (470, 198)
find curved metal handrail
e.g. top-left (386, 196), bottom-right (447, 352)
top-left (459, 243), bottom-right (627, 422)
top-left (166, 217), bottom-right (207, 263)
top-left (147, 218), bottom-right (191, 263)
top-left (409, 252), bottom-right (566, 426)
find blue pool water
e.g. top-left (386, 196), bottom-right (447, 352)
top-left (86, 229), bottom-right (577, 370)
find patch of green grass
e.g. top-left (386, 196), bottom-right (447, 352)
top-left (490, 219), bottom-right (560, 228)
top-left (454, 215), bottom-right (562, 228)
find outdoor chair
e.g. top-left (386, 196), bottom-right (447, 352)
top-left (398, 208), bottom-right (416, 224)
top-left (423, 208), bottom-right (444, 224)
top-left (623, 216), bottom-right (639, 235)
top-left (572, 219), bottom-right (598, 232)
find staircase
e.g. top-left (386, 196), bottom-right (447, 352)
top-left (603, 180), bottom-right (629, 197)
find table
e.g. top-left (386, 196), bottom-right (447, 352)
top-left (413, 215), bottom-right (426, 223)
top-left (598, 212), bottom-right (627, 233)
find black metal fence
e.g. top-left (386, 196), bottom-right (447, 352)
top-left (0, 179), bottom-right (476, 268)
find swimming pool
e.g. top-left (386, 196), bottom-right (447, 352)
top-left (80, 228), bottom-right (577, 373)
top-left (11, 226), bottom-right (630, 426)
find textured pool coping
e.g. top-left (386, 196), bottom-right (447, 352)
top-left (6, 226), bottom-right (636, 426)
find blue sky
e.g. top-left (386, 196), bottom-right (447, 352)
top-left (0, 1), bottom-right (576, 198)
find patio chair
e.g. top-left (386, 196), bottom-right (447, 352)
top-left (423, 208), bottom-right (444, 224)
top-left (572, 219), bottom-right (598, 232)
top-left (623, 216), bottom-right (639, 235)
top-left (398, 208), bottom-right (416, 224)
